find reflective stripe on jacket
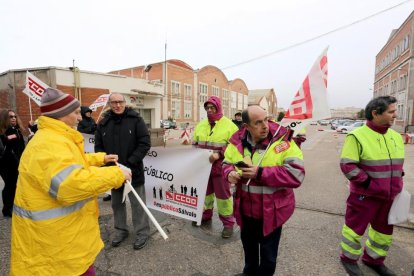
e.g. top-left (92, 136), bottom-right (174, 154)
top-left (193, 116), bottom-right (238, 176)
top-left (223, 121), bottom-right (305, 236)
top-left (11, 116), bottom-right (125, 276)
top-left (340, 124), bottom-right (404, 200)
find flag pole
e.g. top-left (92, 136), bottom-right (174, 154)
top-left (24, 73), bottom-right (33, 121)
top-left (125, 181), bottom-right (168, 240)
top-left (28, 97), bottom-right (33, 121)
top-left (96, 105), bottom-right (107, 122)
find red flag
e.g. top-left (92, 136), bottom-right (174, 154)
top-left (282, 47), bottom-right (330, 132)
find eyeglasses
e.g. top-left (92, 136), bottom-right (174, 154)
top-left (9, 115), bottom-right (17, 119)
top-left (205, 105), bottom-right (216, 111)
top-left (109, 101), bottom-right (126, 106)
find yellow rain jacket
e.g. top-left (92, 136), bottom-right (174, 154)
top-left (11, 116), bottom-right (125, 276)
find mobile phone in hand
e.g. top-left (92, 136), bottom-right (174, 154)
top-left (235, 161), bottom-right (250, 168)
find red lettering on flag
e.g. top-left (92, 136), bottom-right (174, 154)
top-left (285, 76), bottom-right (313, 119)
top-left (28, 77), bottom-right (46, 97)
top-left (320, 55), bottom-right (328, 88)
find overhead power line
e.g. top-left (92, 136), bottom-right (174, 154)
top-left (220, 0), bottom-right (413, 71)
top-left (162, 0), bottom-right (413, 86)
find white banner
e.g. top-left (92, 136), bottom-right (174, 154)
top-left (144, 147), bottom-right (212, 223)
top-left (82, 137), bottom-right (212, 223)
top-left (282, 47), bottom-right (331, 134)
top-left (89, 94), bottom-right (110, 111)
top-left (82, 133), bottom-right (95, 153)
top-left (23, 71), bottom-right (50, 106)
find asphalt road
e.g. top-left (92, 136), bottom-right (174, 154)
top-left (0, 125), bottom-right (413, 275)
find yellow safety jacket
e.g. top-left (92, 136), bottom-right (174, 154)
top-left (11, 116), bottom-right (125, 276)
top-left (223, 121), bottom-right (305, 235)
top-left (340, 124), bottom-right (404, 199)
top-left (192, 116), bottom-right (238, 176)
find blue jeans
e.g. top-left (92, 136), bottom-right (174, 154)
top-left (241, 215), bottom-right (282, 276)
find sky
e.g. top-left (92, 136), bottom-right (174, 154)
top-left (1, 0), bottom-right (413, 109)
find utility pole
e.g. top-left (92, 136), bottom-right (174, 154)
top-left (164, 42), bottom-right (167, 97)
top-left (72, 59), bottom-right (81, 102)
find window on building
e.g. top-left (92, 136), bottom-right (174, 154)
top-left (397, 104), bottom-right (403, 120)
top-left (231, 108), bottom-right (237, 119)
top-left (222, 89), bottom-right (229, 116)
top-left (172, 99), bottom-right (181, 119)
top-left (212, 86), bottom-right (219, 97)
top-left (406, 35), bottom-right (410, 50)
top-left (403, 75), bottom-right (407, 90)
top-left (184, 101), bottom-right (192, 119)
top-left (171, 81), bottom-right (180, 97)
top-left (184, 84), bottom-right (192, 99)
top-left (199, 83), bottom-right (208, 104)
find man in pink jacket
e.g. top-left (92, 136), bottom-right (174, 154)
top-left (223, 106), bottom-right (305, 275)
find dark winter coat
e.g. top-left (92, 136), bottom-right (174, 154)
top-left (0, 135), bottom-right (4, 159)
top-left (2, 125), bottom-right (25, 161)
top-left (77, 107), bottom-right (97, 135)
top-left (94, 108), bottom-right (151, 187)
top-left (232, 119), bottom-right (243, 129)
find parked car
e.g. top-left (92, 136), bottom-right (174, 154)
top-left (318, 119), bottom-right (330, 126)
top-left (338, 121), bottom-right (365, 133)
top-left (309, 121), bottom-right (318, 125)
top-left (336, 121), bottom-right (354, 132)
top-left (331, 119), bottom-right (353, 130)
top-left (160, 120), bottom-right (177, 129)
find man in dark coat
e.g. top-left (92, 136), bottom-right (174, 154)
top-left (232, 112), bottom-right (243, 129)
top-left (77, 106), bottom-right (97, 135)
top-left (95, 93), bottom-right (151, 250)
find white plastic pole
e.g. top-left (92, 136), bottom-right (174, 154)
top-left (245, 124), bottom-right (282, 186)
top-left (96, 105), bottom-right (107, 122)
top-left (125, 181), bottom-right (168, 240)
top-left (28, 97), bottom-right (33, 121)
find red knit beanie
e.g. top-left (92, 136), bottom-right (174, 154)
top-left (40, 88), bottom-right (80, 119)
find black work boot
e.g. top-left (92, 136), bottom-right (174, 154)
top-left (111, 231), bottom-right (128, 247)
top-left (103, 194), bottom-right (112, 201)
top-left (362, 262), bottom-right (396, 276)
top-left (340, 260), bottom-right (364, 276)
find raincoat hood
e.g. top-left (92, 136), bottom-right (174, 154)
top-left (204, 96), bottom-right (223, 124)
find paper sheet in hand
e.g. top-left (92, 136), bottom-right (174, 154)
top-left (388, 189), bottom-right (411, 225)
top-left (117, 163), bottom-right (132, 203)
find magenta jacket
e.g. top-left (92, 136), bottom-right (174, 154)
top-left (223, 121), bottom-right (305, 236)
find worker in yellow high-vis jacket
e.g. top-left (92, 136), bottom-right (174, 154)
top-left (10, 88), bottom-right (131, 276)
top-left (339, 96), bottom-right (404, 276)
top-left (192, 96), bottom-right (238, 238)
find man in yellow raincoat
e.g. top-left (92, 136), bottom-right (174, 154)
top-left (10, 88), bottom-right (131, 276)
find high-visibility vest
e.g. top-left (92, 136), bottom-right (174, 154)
top-left (223, 124), bottom-right (304, 236)
top-left (340, 125), bottom-right (404, 199)
top-left (192, 116), bottom-right (238, 151)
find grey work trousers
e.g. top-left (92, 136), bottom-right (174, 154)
top-left (111, 184), bottom-right (150, 238)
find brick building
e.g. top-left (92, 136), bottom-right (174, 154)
top-left (0, 60), bottom-right (254, 133)
top-left (0, 67), bottom-right (163, 133)
top-left (247, 89), bottom-right (278, 117)
top-left (374, 11), bottom-right (413, 132)
top-left (109, 59), bottom-right (249, 125)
